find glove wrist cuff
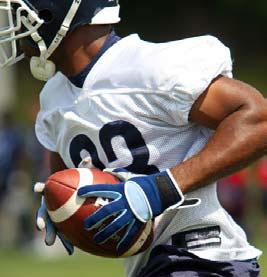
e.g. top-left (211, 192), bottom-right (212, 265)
top-left (155, 170), bottom-right (184, 211)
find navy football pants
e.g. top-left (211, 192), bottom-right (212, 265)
top-left (137, 245), bottom-right (260, 277)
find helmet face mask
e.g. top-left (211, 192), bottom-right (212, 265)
top-left (0, 0), bottom-right (120, 80)
top-left (0, 0), bottom-right (43, 67)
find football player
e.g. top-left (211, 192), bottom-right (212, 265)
top-left (0, 0), bottom-right (266, 276)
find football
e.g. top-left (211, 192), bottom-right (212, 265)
top-left (44, 168), bottom-right (154, 258)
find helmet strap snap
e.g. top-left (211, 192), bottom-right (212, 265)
top-left (30, 57), bottom-right (56, 81)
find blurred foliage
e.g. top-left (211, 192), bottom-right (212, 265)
top-left (118, 0), bottom-right (267, 55)
top-left (14, 61), bottom-right (43, 126)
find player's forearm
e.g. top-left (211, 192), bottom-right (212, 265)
top-left (49, 151), bottom-right (68, 174)
top-left (170, 101), bottom-right (267, 194)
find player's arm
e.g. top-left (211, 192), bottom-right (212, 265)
top-left (171, 75), bottom-right (267, 193)
top-left (49, 151), bottom-right (68, 174)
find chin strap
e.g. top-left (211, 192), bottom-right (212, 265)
top-left (30, 57), bottom-right (56, 81)
top-left (29, 0), bottom-right (82, 81)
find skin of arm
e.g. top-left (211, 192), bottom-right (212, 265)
top-left (49, 151), bottom-right (67, 174)
top-left (170, 76), bottom-right (267, 194)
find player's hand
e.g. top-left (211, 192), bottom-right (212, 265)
top-left (78, 168), bottom-right (200, 254)
top-left (34, 182), bottom-right (74, 255)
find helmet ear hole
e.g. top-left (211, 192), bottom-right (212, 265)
top-left (38, 9), bottom-right (54, 24)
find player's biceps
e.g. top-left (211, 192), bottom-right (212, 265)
top-left (189, 76), bottom-right (265, 129)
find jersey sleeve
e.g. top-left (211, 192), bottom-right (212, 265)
top-left (35, 73), bottom-right (70, 152)
top-left (35, 79), bottom-right (58, 152)
top-left (35, 110), bottom-right (57, 152)
top-left (151, 35), bottom-right (233, 125)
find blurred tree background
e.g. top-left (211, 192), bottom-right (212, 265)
top-left (118, 0), bottom-right (267, 90)
top-left (1, 1), bottom-right (266, 276)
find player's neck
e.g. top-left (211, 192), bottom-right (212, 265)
top-left (54, 25), bottom-right (111, 77)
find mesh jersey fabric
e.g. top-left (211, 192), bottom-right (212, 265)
top-left (35, 34), bottom-right (262, 277)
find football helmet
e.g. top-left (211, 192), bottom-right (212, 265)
top-left (0, 0), bottom-right (120, 80)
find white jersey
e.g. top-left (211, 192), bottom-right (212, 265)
top-left (35, 34), bottom-right (261, 277)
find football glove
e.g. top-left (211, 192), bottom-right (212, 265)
top-left (34, 182), bottom-right (74, 255)
top-left (77, 168), bottom-right (200, 254)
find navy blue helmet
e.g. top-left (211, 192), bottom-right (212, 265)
top-left (0, 0), bottom-right (120, 80)
top-left (22, 0), bottom-right (120, 49)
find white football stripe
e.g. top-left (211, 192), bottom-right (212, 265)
top-left (120, 220), bottom-right (153, 257)
top-left (187, 237), bottom-right (221, 248)
top-left (47, 168), bottom-right (93, 223)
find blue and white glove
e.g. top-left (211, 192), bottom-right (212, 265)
top-left (34, 182), bottom-right (74, 255)
top-left (77, 169), bottom-right (200, 254)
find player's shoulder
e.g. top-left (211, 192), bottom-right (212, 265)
top-left (39, 72), bottom-right (77, 113)
top-left (90, 34), bottom-right (232, 94)
top-left (170, 35), bottom-right (228, 50)
top-left (176, 35), bottom-right (231, 60)
top-left (117, 34), bottom-right (230, 61)
top-left (117, 33), bottom-right (228, 52)
top-left (140, 35), bottom-right (231, 70)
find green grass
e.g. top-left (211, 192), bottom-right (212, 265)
top-left (0, 250), bottom-right (124, 277)
top-left (254, 240), bottom-right (267, 275)
top-left (0, 243), bottom-right (266, 277)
